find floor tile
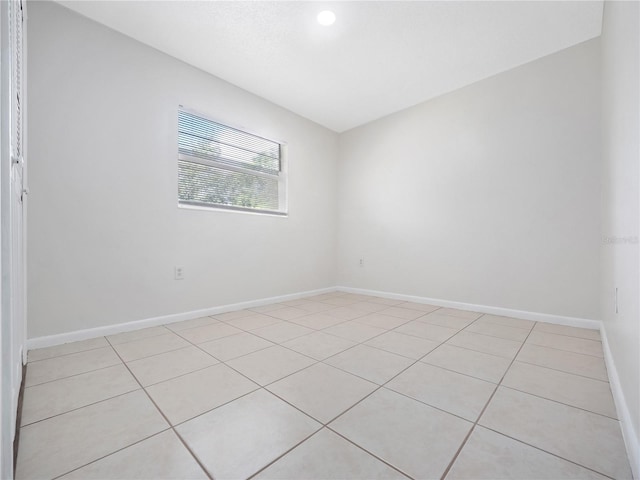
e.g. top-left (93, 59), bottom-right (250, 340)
top-left (437, 308), bottom-right (482, 320)
top-left (321, 296), bottom-right (360, 306)
top-left (267, 363), bottom-right (377, 423)
top-left (112, 333), bottom-right (190, 362)
top-left (177, 389), bottom-right (320, 480)
top-left (387, 363), bottom-right (495, 421)
top-left (479, 314), bottom-right (535, 330)
top-left (295, 301), bottom-right (340, 313)
top-left (343, 294), bottom-right (377, 302)
top-left (447, 331), bottom-right (521, 358)
top-left (395, 320), bottom-right (458, 342)
top-left (366, 296), bottom-right (404, 306)
top-left (165, 316), bottom-right (218, 332)
top-left (283, 331), bottom-right (356, 360)
top-left (533, 322), bottom-right (601, 341)
top-left (479, 387), bottom-right (631, 479)
top-left (223, 313), bottom-right (282, 331)
top-left (255, 428), bottom-right (408, 480)
top-left (59, 430), bottom-right (208, 479)
top-left (526, 331), bottom-right (603, 357)
top-left (251, 322), bottom-right (314, 343)
top-left (378, 306), bottom-right (426, 320)
top-left (516, 343), bottom-right (608, 381)
top-left (280, 298), bottom-right (313, 306)
top-left (330, 388), bottom-right (472, 479)
top-left (266, 306), bottom-right (309, 320)
top-left (417, 313), bottom-right (473, 330)
top-left (325, 345), bottom-right (413, 385)
top-left (249, 303), bottom-right (288, 313)
top-left (365, 331), bottom-right (440, 359)
top-left (355, 313), bottom-right (412, 330)
top-left (27, 337), bottom-right (109, 362)
top-left (323, 306), bottom-right (368, 321)
top-left (288, 312), bottom-right (348, 330)
top-left (146, 363), bottom-right (258, 425)
top-left (226, 345), bottom-right (316, 385)
top-left (349, 301), bottom-right (391, 313)
top-left (502, 361), bottom-right (617, 418)
top-left (301, 292), bottom-right (343, 302)
top-left (465, 321), bottom-right (530, 341)
top-left (198, 331), bottom-right (274, 361)
top-left (396, 302), bottom-right (440, 313)
top-left (422, 344), bottom-right (511, 383)
top-left (21, 364), bottom-right (139, 426)
top-left (15, 390), bottom-right (168, 479)
top-left (212, 309), bottom-right (254, 321)
top-left (107, 326), bottom-right (170, 345)
top-left (176, 322), bottom-right (243, 344)
top-left (126, 346), bottom-right (218, 386)
top-left (446, 426), bottom-right (608, 480)
top-left (25, 347), bottom-right (121, 387)
top-left (323, 321), bottom-right (388, 343)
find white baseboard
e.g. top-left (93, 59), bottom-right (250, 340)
top-left (339, 285), bottom-right (640, 476)
top-left (26, 286), bottom-right (336, 351)
top-left (336, 285), bottom-right (601, 329)
top-left (27, 284), bottom-right (637, 476)
top-left (601, 326), bottom-right (640, 479)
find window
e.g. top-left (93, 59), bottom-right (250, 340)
top-left (178, 107), bottom-right (287, 215)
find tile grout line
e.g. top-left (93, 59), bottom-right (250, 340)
top-left (525, 340), bottom-right (604, 358)
top-left (164, 304), bottom-right (457, 477)
top-left (325, 427), bottom-right (416, 479)
top-left (103, 336), bottom-right (216, 480)
top-left (140, 361), bottom-right (223, 389)
top-left (106, 326), bottom-right (173, 346)
top-left (23, 359), bottom-right (122, 389)
top-left (22, 296), bottom-right (616, 480)
top-left (244, 428), bottom-right (325, 480)
top-left (115, 341), bottom-right (199, 364)
top-left (532, 325), bottom-right (603, 341)
top-left (264, 315), bottom-right (476, 478)
top-left (457, 328), bottom-right (529, 343)
top-left (21, 303), bottom-right (464, 479)
top-left (48, 428), bottom-right (174, 480)
top-left (498, 383), bottom-right (619, 420)
top-left (509, 359), bottom-right (612, 384)
top-left (477, 425), bottom-right (617, 480)
top-left (514, 358), bottom-right (609, 382)
top-left (26, 342), bottom-right (111, 363)
top-left (438, 321), bottom-right (538, 480)
top-left (20, 385), bottom-right (142, 429)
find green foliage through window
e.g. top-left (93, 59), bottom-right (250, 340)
top-left (178, 109), bottom-right (285, 214)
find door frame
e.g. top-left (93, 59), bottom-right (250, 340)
top-left (0, 0), bottom-right (27, 477)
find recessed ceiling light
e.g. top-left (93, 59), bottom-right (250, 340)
top-left (317, 10), bottom-right (336, 26)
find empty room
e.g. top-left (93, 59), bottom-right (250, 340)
top-left (0, 0), bottom-right (638, 479)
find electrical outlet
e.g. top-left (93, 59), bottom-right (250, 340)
top-left (175, 266), bottom-right (185, 280)
top-left (359, 258), bottom-right (364, 267)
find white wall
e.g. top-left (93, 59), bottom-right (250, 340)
top-left (27, 1), bottom-right (338, 338)
top-left (600, 0), bottom-right (640, 474)
top-left (337, 39), bottom-right (602, 320)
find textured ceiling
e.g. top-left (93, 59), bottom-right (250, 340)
top-left (57, 1), bottom-right (603, 132)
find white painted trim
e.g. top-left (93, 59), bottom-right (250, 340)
top-left (339, 286), bottom-right (640, 476)
top-left (26, 286), bottom-right (336, 351)
top-left (601, 326), bottom-right (640, 480)
top-left (27, 284), bottom-right (638, 472)
top-left (337, 286), bottom-right (601, 329)
top-left (26, 283), bottom-right (639, 478)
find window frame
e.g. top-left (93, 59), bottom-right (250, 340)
top-left (177, 106), bottom-right (288, 217)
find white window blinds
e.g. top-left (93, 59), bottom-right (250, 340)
top-left (178, 108), bottom-right (286, 215)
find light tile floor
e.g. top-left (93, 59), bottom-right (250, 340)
top-left (16, 292), bottom-right (633, 479)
